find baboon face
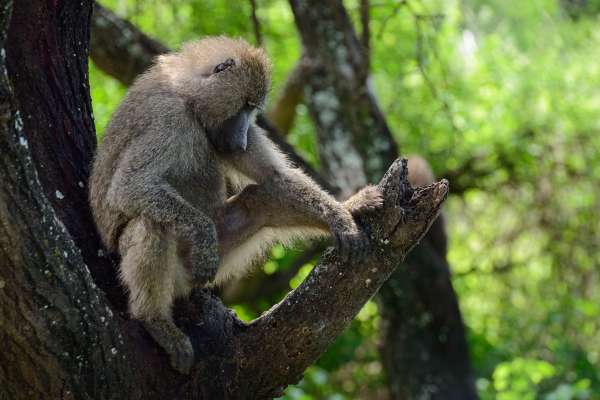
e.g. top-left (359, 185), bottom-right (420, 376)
top-left (204, 56), bottom-right (259, 154)
top-left (158, 36), bottom-right (271, 153)
top-left (206, 100), bottom-right (254, 153)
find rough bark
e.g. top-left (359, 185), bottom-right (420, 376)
top-left (0, 3), bottom-right (130, 398)
top-left (289, 1), bottom-right (478, 398)
top-left (6, 0), bottom-right (125, 309)
top-left (248, 0), bottom-right (263, 46)
top-left (0, 1), bottom-right (447, 399)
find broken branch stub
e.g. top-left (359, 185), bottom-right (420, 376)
top-left (364, 157), bottom-right (449, 255)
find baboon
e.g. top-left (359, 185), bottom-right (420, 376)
top-left (89, 36), bottom-right (382, 373)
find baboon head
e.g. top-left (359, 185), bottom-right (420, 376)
top-left (158, 36), bottom-right (272, 153)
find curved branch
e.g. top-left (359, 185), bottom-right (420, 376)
top-left (180, 159), bottom-right (448, 398)
top-left (266, 57), bottom-right (311, 135)
top-left (248, 0), bottom-right (263, 46)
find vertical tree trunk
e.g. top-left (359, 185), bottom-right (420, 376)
top-left (289, 1), bottom-right (477, 398)
top-left (379, 239), bottom-right (478, 399)
top-left (6, 0), bottom-right (125, 308)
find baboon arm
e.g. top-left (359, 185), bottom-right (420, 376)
top-left (121, 178), bottom-right (218, 251)
top-left (216, 184), bottom-right (382, 257)
top-left (115, 129), bottom-right (216, 236)
top-left (123, 178), bottom-right (220, 280)
top-left (216, 184), bottom-right (327, 256)
top-left (226, 126), bottom-right (353, 233)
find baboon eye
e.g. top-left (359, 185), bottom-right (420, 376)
top-left (214, 58), bottom-right (235, 74)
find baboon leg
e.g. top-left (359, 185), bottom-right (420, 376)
top-left (212, 184), bottom-right (383, 285)
top-left (119, 217), bottom-right (194, 374)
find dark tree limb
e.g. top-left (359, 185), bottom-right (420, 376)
top-left (360, 0), bottom-right (371, 71)
top-left (7, 0), bottom-right (125, 309)
top-left (0, 2), bottom-right (131, 398)
top-left (1, 1), bottom-right (447, 398)
top-left (90, 2), bottom-right (168, 85)
top-left (248, 0), bottom-right (263, 46)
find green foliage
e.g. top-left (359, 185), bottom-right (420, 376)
top-left (90, 0), bottom-right (600, 398)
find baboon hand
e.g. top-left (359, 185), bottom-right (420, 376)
top-left (345, 185), bottom-right (384, 217)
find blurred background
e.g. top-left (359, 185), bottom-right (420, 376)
top-left (90, 0), bottom-right (600, 398)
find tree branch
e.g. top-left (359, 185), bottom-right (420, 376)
top-left (233, 159), bottom-right (449, 397)
top-left (248, 0), bottom-right (263, 46)
top-left (90, 2), bottom-right (168, 85)
top-left (289, 0), bottom-right (398, 197)
top-left (266, 56), bottom-right (311, 135)
top-left (1, 2), bottom-right (131, 398)
top-left (360, 0), bottom-right (371, 71)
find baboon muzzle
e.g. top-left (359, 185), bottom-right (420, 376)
top-left (211, 107), bottom-right (250, 153)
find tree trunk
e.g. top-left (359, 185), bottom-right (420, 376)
top-left (379, 240), bottom-right (478, 399)
top-left (0, 1), bottom-right (447, 398)
top-left (288, 1), bottom-right (478, 398)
